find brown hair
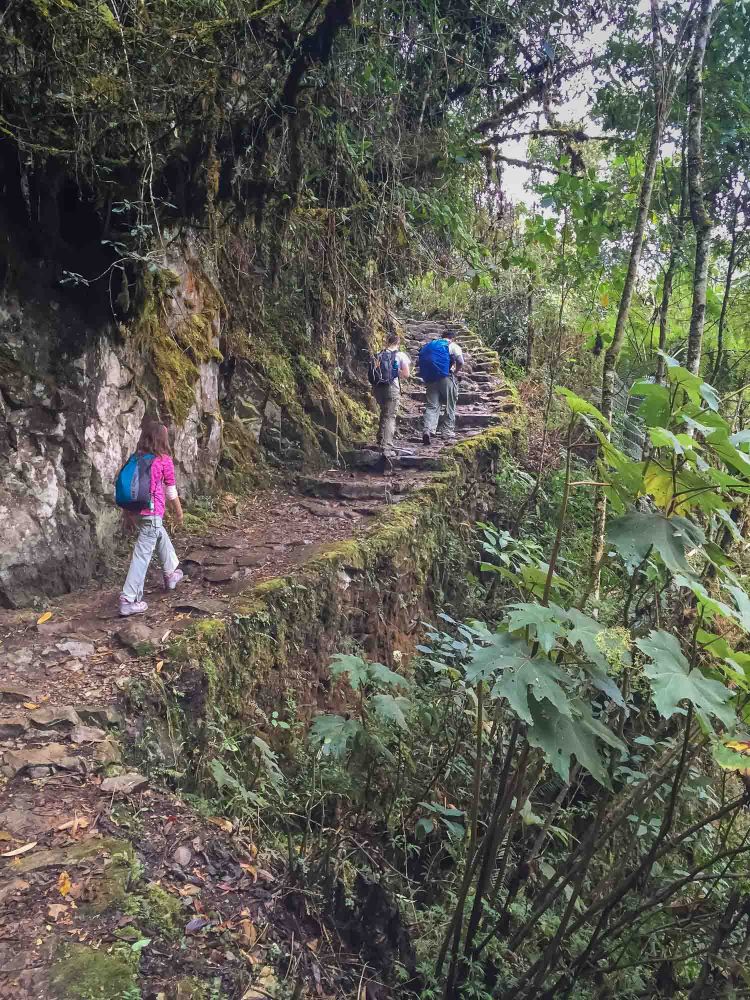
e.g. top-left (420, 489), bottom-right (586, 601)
top-left (137, 421), bottom-right (171, 457)
top-left (386, 331), bottom-right (399, 346)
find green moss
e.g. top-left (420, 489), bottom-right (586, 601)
top-left (81, 843), bottom-right (139, 915)
top-left (252, 577), bottom-right (288, 597)
top-left (128, 265), bottom-right (223, 423)
top-left (194, 618), bottom-right (227, 639)
top-left (49, 942), bottom-right (139, 1000)
top-left (174, 978), bottom-right (213, 999)
top-left (135, 883), bottom-right (183, 939)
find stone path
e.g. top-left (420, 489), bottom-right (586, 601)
top-left (0, 318), bottom-right (517, 998)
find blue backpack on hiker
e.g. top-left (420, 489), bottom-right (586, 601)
top-left (419, 339), bottom-right (451, 382)
top-left (115, 452), bottom-right (155, 512)
top-left (368, 349), bottom-right (399, 387)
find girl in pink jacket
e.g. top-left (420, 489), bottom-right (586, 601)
top-left (119, 421), bottom-right (184, 616)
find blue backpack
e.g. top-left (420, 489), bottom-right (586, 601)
top-left (115, 452), bottom-right (155, 512)
top-left (419, 339), bottom-right (451, 382)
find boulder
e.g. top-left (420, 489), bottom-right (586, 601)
top-left (100, 772), bottom-right (148, 795)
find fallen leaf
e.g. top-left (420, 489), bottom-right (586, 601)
top-left (239, 863), bottom-right (257, 882)
top-left (238, 919), bottom-right (257, 947)
top-left (58, 871), bottom-right (73, 897)
top-left (57, 817), bottom-right (90, 834)
top-left (130, 937), bottom-right (151, 953)
top-left (155, 660), bottom-right (164, 673)
top-left (37, 611), bottom-right (53, 625)
top-left (179, 884), bottom-right (201, 897)
top-left (1, 841), bottom-right (37, 858)
top-left (22, 702), bottom-right (39, 711)
top-left (207, 816), bottom-right (233, 833)
top-left (185, 917), bottom-right (211, 935)
top-left (0, 831), bottom-right (13, 842)
top-left (47, 903), bottom-right (68, 921)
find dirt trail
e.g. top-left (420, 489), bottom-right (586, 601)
top-left (0, 318), bottom-right (517, 999)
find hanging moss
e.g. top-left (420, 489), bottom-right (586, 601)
top-left (128, 266), bottom-right (222, 423)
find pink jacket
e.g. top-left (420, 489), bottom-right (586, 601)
top-left (139, 454), bottom-right (177, 518)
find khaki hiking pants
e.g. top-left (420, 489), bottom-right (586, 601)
top-left (423, 376), bottom-right (458, 436)
top-left (374, 382), bottom-right (401, 450)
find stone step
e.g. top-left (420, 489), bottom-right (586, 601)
top-left (404, 388), bottom-right (510, 404)
top-left (395, 453), bottom-right (444, 471)
top-left (338, 448), bottom-right (446, 473)
top-left (402, 410), bottom-right (502, 430)
top-left (299, 476), bottom-right (414, 501)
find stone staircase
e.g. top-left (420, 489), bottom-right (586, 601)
top-left (299, 318), bottom-right (519, 501)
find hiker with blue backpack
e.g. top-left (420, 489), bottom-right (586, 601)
top-left (419, 330), bottom-right (464, 445)
top-left (116, 421), bottom-right (184, 616)
top-left (368, 331), bottom-right (411, 452)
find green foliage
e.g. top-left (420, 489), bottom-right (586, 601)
top-left (636, 631), bottom-right (735, 728)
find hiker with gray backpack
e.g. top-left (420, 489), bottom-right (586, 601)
top-left (367, 331), bottom-right (411, 452)
top-left (419, 330), bottom-right (464, 445)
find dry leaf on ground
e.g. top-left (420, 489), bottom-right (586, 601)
top-left (57, 870), bottom-right (73, 896)
top-left (1, 840), bottom-right (37, 858)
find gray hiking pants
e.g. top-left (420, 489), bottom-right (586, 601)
top-left (423, 376), bottom-right (458, 435)
top-left (374, 382), bottom-right (401, 450)
top-left (121, 515), bottom-right (179, 602)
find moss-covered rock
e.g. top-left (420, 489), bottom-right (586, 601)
top-left (49, 942), bottom-right (140, 1000)
top-left (124, 882), bottom-right (183, 940)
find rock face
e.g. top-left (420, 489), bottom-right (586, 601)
top-left (0, 253), bottom-right (222, 608)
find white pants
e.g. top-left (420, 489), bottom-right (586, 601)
top-left (121, 516), bottom-right (178, 602)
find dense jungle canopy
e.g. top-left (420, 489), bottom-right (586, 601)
top-left (5, 1), bottom-right (750, 999)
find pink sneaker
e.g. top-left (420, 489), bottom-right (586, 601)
top-left (119, 596), bottom-right (148, 616)
top-left (163, 568), bottom-right (184, 591)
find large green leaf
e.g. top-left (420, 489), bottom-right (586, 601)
top-left (370, 693), bottom-right (411, 729)
top-left (727, 585), bottom-right (750, 632)
top-left (507, 602), bottom-right (567, 653)
top-left (674, 575), bottom-right (737, 624)
top-left (526, 695), bottom-right (624, 787)
top-left (636, 631), bottom-right (734, 727)
top-left (648, 427), bottom-right (697, 457)
top-left (464, 632), bottom-right (532, 684)
top-left (310, 714), bottom-right (364, 756)
top-left (329, 654), bottom-right (369, 690)
top-left (632, 381), bottom-right (670, 428)
top-left (368, 661), bottom-right (412, 689)
top-left (666, 364), bottom-right (720, 411)
top-left (607, 512), bottom-right (704, 577)
top-left (555, 386), bottom-right (610, 428)
top-left (491, 655), bottom-right (573, 724)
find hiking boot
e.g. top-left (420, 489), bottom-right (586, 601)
top-left (119, 596), bottom-right (148, 616)
top-left (163, 567), bottom-right (184, 591)
top-left (422, 432), bottom-right (431, 446)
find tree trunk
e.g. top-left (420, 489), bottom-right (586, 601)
top-left (710, 187), bottom-right (740, 384)
top-left (525, 274), bottom-right (535, 369)
top-left (590, 102), bottom-right (666, 589)
top-left (589, 0), bottom-right (695, 595)
top-left (685, 0), bottom-right (716, 375)
top-left (655, 149), bottom-right (688, 385)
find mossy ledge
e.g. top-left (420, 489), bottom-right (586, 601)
top-left (141, 424), bottom-right (519, 767)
